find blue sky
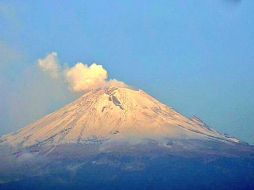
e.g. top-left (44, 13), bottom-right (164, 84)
top-left (0, 0), bottom-right (254, 144)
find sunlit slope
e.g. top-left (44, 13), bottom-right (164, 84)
top-left (1, 84), bottom-right (239, 148)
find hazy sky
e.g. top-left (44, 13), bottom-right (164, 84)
top-left (0, 0), bottom-right (254, 144)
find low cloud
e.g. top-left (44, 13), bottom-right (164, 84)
top-left (0, 41), bottom-right (23, 71)
top-left (37, 52), bottom-right (117, 93)
top-left (1, 64), bottom-right (76, 136)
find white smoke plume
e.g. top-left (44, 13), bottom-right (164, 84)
top-left (38, 52), bottom-right (110, 93)
top-left (38, 52), bottom-right (60, 78)
top-left (65, 63), bottom-right (108, 92)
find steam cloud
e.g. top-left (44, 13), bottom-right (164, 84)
top-left (38, 52), bottom-right (111, 93)
top-left (65, 63), bottom-right (108, 92)
top-left (38, 52), bottom-right (60, 78)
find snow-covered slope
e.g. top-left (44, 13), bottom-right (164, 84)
top-left (1, 84), bottom-right (240, 148)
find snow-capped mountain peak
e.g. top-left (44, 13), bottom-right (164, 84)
top-left (1, 84), bottom-right (240, 148)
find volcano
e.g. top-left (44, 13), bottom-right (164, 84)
top-left (0, 83), bottom-right (254, 190)
top-left (1, 84), bottom-right (240, 147)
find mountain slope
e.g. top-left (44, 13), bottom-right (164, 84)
top-left (1, 84), bottom-right (254, 190)
top-left (1, 84), bottom-right (239, 148)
